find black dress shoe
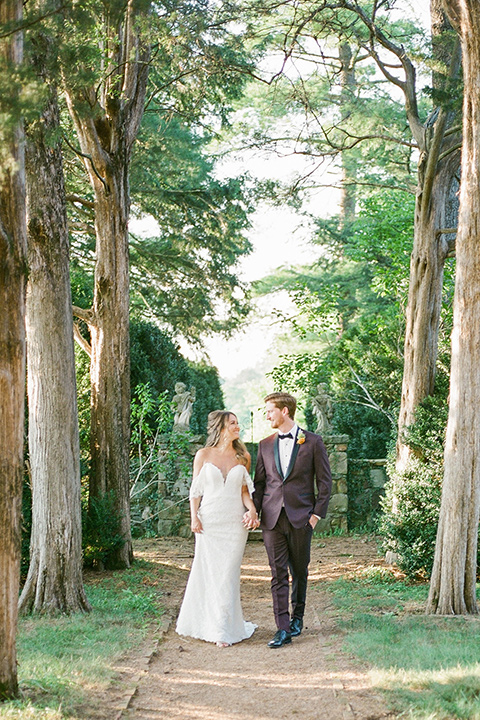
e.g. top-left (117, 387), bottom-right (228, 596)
top-left (267, 629), bottom-right (292, 648)
top-left (289, 617), bottom-right (303, 637)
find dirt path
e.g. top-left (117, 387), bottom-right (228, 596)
top-left (116, 535), bottom-right (396, 720)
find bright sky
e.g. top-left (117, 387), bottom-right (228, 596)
top-left (158, 0), bottom-right (431, 387)
top-left (180, 135), bottom-right (342, 379)
top-left (193, 199), bottom-right (333, 380)
top-left (193, 0), bottom-right (430, 382)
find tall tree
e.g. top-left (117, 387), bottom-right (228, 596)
top-left (19, 3), bottom-right (90, 614)
top-left (0, 0), bottom-right (27, 699)
top-left (427, 0), bottom-right (480, 616)
top-left (65, 0), bottom-right (152, 567)
top-left (338, 41), bottom-right (357, 226)
top-left (396, 0), bottom-right (461, 473)
top-left (242, 0), bottom-right (461, 472)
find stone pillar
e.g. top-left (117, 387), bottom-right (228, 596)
top-left (315, 434), bottom-right (349, 534)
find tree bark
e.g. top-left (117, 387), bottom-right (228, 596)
top-left (65, 0), bottom-right (151, 568)
top-left (339, 41), bottom-right (356, 226)
top-left (395, 1), bottom-right (461, 471)
top-left (19, 63), bottom-right (91, 614)
top-left (426, 0), bottom-right (480, 615)
top-left (396, 149), bottom-right (459, 470)
top-left (0, 0), bottom-right (26, 699)
top-left (87, 154), bottom-right (132, 569)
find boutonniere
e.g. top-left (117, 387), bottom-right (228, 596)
top-left (297, 431), bottom-right (306, 445)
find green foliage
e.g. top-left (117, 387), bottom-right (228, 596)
top-left (64, 2), bottom-right (256, 344)
top-left (75, 320), bottom-right (224, 467)
top-left (129, 367), bottom-right (222, 538)
top-left (225, 5), bottom-right (426, 198)
top-left (21, 476), bottom-right (33, 578)
top-left (74, 344), bottom-right (91, 476)
top-left (130, 320), bottom-right (224, 435)
top-left (333, 403), bottom-right (392, 459)
top-left (82, 492), bottom-right (125, 569)
top-left (129, 383), bottom-right (178, 537)
top-left (130, 321), bottom-right (186, 400)
top-left (380, 461), bottom-right (442, 579)
top-left (130, 385), bottom-right (173, 449)
top-left (379, 393), bottom-right (449, 579)
top-left (261, 190), bottom-right (414, 459)
top-left (129, 113), bottom-right (253, 339)
top-left (187, 361), bottom-right (224, 435)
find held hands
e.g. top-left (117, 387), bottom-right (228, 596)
top-left (242, 509), bottom-right (260, 530)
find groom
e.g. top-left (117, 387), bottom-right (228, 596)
top-left (250, 392), bottom-right (332, 648)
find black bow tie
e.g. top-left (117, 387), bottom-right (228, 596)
top-left (278, 432), bottom-right (293, 440)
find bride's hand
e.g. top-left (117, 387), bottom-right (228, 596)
top-left (243, 508), bottom-right (258, 530)
top-left (191, 516), bottom-right (203, 533)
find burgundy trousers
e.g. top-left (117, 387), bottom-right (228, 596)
top-left (262, 508), bottom-right (313, 631)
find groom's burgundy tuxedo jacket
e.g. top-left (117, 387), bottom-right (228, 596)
top-left (253, 430), bottom-right (332, 530)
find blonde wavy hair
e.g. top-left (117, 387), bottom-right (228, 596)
top-left (206, 410), bottom-right (249, 466)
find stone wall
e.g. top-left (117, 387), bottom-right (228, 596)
top-left (130, 433), bottom-right (204, 539)
top-left (347, 458), bottom-right (387, 530)
top-left (132, 432), bottom-right (385, 538)
top-left (315, 434), bottom-right (349, 534)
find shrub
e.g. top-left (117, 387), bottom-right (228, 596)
top-left (378, 394), bottom-right (447, 579)
top-left (82, 491), bottom-right (126, 569)
top-left (379, 457), bottom-right (442, 578)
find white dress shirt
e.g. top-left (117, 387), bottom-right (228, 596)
top-left (278, 425), bottom-right (320, 522)
top-left (278, 424), bottom-right (298, 475)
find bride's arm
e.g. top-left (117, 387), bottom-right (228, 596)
top-left (190, 496), bottom-right (203, 533)
top-left (189, 450), bottom-right (206, 533)
top-left (242, 485), bottom-right (259, 529)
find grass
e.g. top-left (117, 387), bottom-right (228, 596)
top-left (0, 559), bottom-right (166, 719)
top-left (326, 564), bottom-right (480, 719)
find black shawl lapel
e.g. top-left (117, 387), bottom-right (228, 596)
top-left (284, 427), bottom-right (301, 481)
top-left (273, 435), bottom-right (283, 479)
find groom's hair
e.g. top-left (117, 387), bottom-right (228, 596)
top-left (264, 392), bottom-right (297, 419)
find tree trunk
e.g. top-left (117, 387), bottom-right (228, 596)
top-left (395, 1), bottom-right (461, 471)
top-left (19, 74), bottom-right (91, 614)
top-left (339, 41), bottom-right (356, 226)
top-left (396, 151), bottom-right (459, 470)
top-left (66, 114), bottom-right (133, 568)
top-left (65, 0), bottom-right (151, 568)
top-left (0, 0), bottom-right (26, 699)
top-left (426, 0), bottom-right (480, 615)
top-left (89, 155), bottom-right (133, 568)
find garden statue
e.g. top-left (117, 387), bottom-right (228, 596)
top-left (173, 382), bottom-right (196, 430)
top-left (311, 383), bottom-right (334, 434)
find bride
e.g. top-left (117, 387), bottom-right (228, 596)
top-left (175, 410), bottom-right (259, 647)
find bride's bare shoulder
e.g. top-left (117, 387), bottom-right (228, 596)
top-left (193, 446), bottom-right (216, 470)
top-left (194, 446), bottom-right (214, 462)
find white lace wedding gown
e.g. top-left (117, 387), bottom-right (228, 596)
top-left (176, 462), bottom-right (257, 645)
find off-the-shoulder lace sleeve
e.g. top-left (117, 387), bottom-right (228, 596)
top-left (189, 468), bottom-right (205, 499)
top-left (242, 467), bottom-right (254, 497)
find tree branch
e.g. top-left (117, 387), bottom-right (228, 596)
top-left (72, 305), bottom-right (94, 324)
top-left (66, 194), bottom-right (95, 209)
top-left (73, 322), bottom-right (92, 358)
top-left (62, 134), bottom-right (109, 194)
top-left (0, 4), bottom-right (67, 39)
